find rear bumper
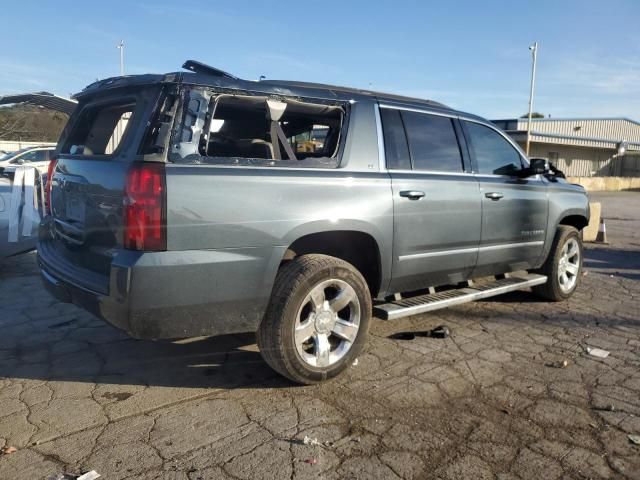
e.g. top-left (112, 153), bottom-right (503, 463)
top-left (38, 243), bottom-right (285, 339)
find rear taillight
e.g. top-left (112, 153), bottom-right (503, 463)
top-left (124, 163), bottom-right (166, 251)
top-left (46, 158), bottom-right (57, 214)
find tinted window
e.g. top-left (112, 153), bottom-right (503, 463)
top-left (380, 108), bottom-right (410, 170)
top-left (34, 150), bottom-right (49, 161)
top-left (401, 111), bottom-right (463, 172)
top-left (464, 122), bottom-right (523, 175)
top-left (17, 151), bottom-right (39, 163)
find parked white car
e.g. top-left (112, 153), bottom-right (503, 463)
top-left (0, 146), bottom-right (54, 174)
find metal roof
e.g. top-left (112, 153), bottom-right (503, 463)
top-left (0, 91), bottom-right (77, 115)
top-left (78, 60), bottom-right (461, 114)
top-left (493, 117), bottom-right (640, 127)
top-left (493, 116), bottom-right (640, 151)
top-left (179, 59), bottom-right (449, 108)
top-left (259, 79), bottom-right (449, 109)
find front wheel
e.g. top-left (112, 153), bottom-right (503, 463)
top-left (533, 226), bottom-right (583, 301)
top-left (257, 254), bottom-right (371, 384)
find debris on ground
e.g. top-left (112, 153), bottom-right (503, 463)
top-left (304, 457), bottom-right (317, 465)
top-left (328, 435), bottom-right (363, 449)
top-left (593, 404), bottom-right (616, 412)
top-left (45, 471), bottom-right (100, 480)
top-left (629, 434), bottom-right (640, 445)
top-left (546, 359), bottom-right (569, 368)
top-left (352, 358), bottom-right (359, 366)
top-left (430, 325), bottom-right (450, 338)
top-left (389, 325), bottom-right (451, 340)
top-left (389, 332), bottom-right (417, 340)
top-left (77, 471), bottom-right (101, 480)
top-left (1, 446), bottom-right (17, 455)
top-left (303, 436), bottom-right (320, 446)
top-left (587, 347), bottom-right (610, 358)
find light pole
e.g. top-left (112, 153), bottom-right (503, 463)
top-left (117, 40), bottom-right (125, 76)
top-left (526, 42), bottom-right (538, 157)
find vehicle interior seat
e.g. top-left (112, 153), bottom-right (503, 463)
top-left (207, 137), bottom-right (274, 159)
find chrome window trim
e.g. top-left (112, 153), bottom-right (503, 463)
top-left (386, 169), bottom-right (474, 177)
top-left (374, 104), bottom-right (387, 172)
top-left (379, 103), bottom-right (464, 120)
top-left (166, 162), bottom-right (389, 173)
top-left (474, 173), bottom-right (544, 181)
top-left (165, 163), bottom-right (389, 174)
top-left (398, 240), bottom-right (544, 261)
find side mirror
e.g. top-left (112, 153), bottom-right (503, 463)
top-left (518, 157), bottom-right (548, 177)
top-left (529, 158), bottom-right (549, 174)
top-left (15, 158), bottom-right (25, 165)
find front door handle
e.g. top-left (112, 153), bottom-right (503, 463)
top-left (485, 192), bottom-right (504, 201)
top-left (400, 190), bottom-right (425, 200)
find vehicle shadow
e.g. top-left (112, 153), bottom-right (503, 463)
top-left (583, 246), bottom-right (640, 281)
top-left (477, 290), bottom-right (547, 304)
top-left (0, 252), bottom-right (293, 391)
top-left (2, 245), bottom-right (638, 391)
top-left (483, 246), bottom-right (640, 303)
top-left (0, 323), bottom-right (292, 390)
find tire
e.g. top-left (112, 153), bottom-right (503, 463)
top-left (257, 254), bottom-right (372, 385)
top-left (532, 226), bottom-right (583, 301)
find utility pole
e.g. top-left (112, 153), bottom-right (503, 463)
top-left (117, 40), bottom-right (125, 76)
top-left (526, 41), bottom-right (538, 157)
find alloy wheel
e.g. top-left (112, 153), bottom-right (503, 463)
top-left (294, 279), bottom-right (361, 368)
top-left (558, 237), bottom-right (580, 293)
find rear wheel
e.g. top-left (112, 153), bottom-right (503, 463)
top-left (533, 226), bottom-right (583, 301)
top-left (257, 254), bottom-right (371, 384)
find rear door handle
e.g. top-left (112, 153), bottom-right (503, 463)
top-left (399, 190), bottom-right (425, 200)
top-left (485, 192), bottom-right (504, 200)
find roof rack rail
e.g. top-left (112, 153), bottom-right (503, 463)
top-left (182, 60), bottom-right (238, 80)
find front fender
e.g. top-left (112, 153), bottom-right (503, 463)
top-left (536, 184), bottom-right (589, 267)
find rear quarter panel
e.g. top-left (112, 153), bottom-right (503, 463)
top-left (159, 166), bottom-right (392, 335)
top-left (165, 165), bottom-right (393, 275)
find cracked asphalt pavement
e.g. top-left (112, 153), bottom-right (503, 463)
top-left (1, 191), bottom-right (639, 479)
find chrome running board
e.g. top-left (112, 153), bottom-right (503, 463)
top-left (374, 273), bottom-right (548, 320)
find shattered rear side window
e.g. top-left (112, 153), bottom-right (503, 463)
top-left (170, 90), bottom-right (346, 168)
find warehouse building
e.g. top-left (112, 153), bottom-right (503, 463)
top-left (492, 117), bottom-right (640, 177)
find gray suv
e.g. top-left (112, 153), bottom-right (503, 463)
top-left (38, 61), bottom-right (589, 384)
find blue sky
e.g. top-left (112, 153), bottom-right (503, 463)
top-left (2, 0), bottom-right (639, 119)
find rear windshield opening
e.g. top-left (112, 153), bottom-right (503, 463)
top-left (62, 99), bottom-right (135, 156)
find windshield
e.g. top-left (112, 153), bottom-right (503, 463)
top-left (0, 147), bottom-right (32, 161)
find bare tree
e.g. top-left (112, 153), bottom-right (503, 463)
top-left (0, 110), bottom-right (30, 139)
